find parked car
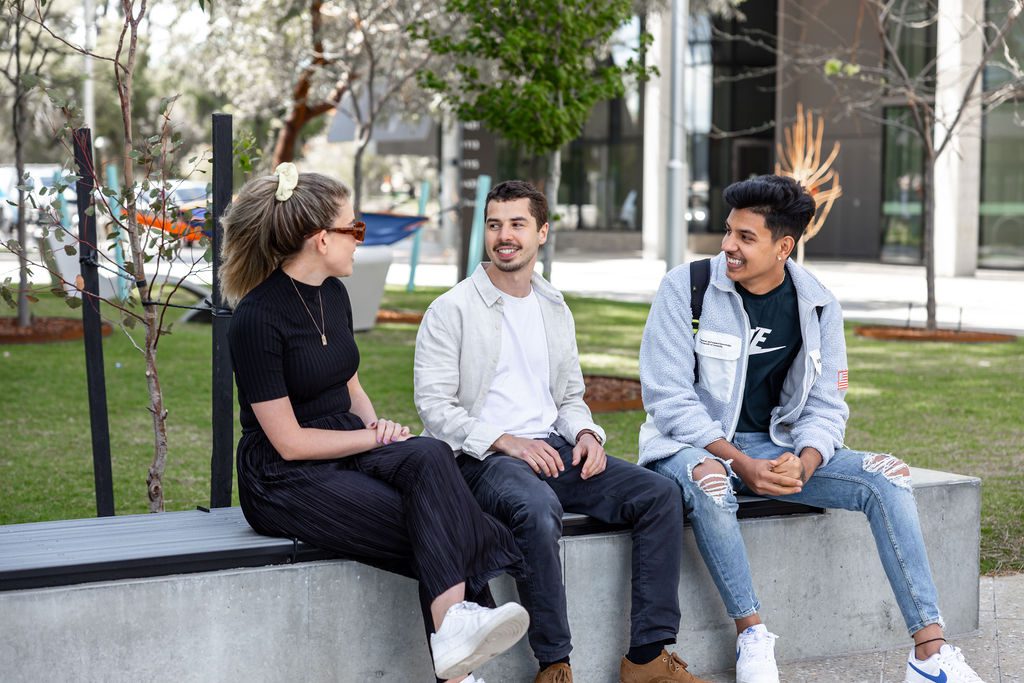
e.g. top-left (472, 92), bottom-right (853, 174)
top-left (0, 164), bottom-right (78, 232)
top-left (135, 179), bottom-right (209, 241)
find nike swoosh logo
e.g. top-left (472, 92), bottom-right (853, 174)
top-left (907, 661), bottom-right (948, 683)
top-left (736, 648), bottom-right (740, 661)
top-left (749, 345), bottom-right (785, 355)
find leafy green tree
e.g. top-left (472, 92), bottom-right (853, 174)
top-left (0, 0), bottom-right (72, 327)
top-left (195, 0), bottom-right (448, 211)
top-left (2, 0), bottom-right (215, 513)
top-left (417, 0), bottom-right (655, 277)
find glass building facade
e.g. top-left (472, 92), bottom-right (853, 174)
top-left (490, 1), bottom-right (1021, 270)
top-left (979, 1), bottom-right (1024, 269)
top-left (879, 2), bottom-right (935, 264)
top-left (880, 108), bottom-right (926, 264)
top-left (687, 2), bottom-right (778, 237)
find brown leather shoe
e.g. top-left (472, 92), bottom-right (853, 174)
top-left (619, 649), bottom-right (711, 683)
top-left (534, 662), bottom-right (572, 683)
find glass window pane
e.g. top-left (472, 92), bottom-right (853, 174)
top-left (984, 0), bottom-right (1024, 90)
top-left (887, 0), bottom-right (938, 83)
top-left (880, 107), bottom-right (925, 264)
top-left (979, 104), bottom-right (1024, 269)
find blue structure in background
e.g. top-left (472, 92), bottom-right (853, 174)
top-left (406, 180), bottom-right (431, 292)
top-left (466, 175), bottom-right (491, 276)
top-left (185, 209), bottom-right (425, 247)
top-left (356, 212), bottom-right (427, 246)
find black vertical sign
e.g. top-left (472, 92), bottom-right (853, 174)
top-left (73, 127), bottom-right (115, 517)
top-left (210, 113), bottom-right (234, 508)
top-left (457, 121), bottom-right (497, 281)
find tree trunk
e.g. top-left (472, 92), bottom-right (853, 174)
top-left (12, 10), bottom-right (29, 328)
top-left (352, 127), bottom-right (370, 215)
top-left (923, 155), bottom-right (937, 330)
top-left (144, 337), bottom-right (169, 512)
top-left (541, 147), bottom-right (561, 280)
top-left (272, 114), bottom-right (303, 165)
top-left (112, 8), bottom-right (170, 512)
top-left (14, 90), bottom-right (29, 328)
top-left (132, 148), bottom-right (171, 514)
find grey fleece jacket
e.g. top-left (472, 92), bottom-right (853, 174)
top-left (638, 253), bottom-right (849, 467)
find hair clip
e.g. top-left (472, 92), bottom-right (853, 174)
top-left (274, 162), bottom-right (299, 201)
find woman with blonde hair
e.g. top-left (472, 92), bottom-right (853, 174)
top-left (222, 164), bottom-right (528, 682)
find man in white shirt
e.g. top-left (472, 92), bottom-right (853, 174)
top-left (414, 180), bottom-right (708, 683)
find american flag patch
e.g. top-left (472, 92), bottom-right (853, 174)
top-left (838, 369), bottom-right (849, 390)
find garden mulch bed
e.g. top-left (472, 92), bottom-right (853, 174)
top-left (583, 375), bottom-right (644, 413)
top-left (0, 316), bottom-right (112, 344)
top-left (376, 310), bottom-right (425, 325)
top-left (854, 325), bottom-right (1016, 343)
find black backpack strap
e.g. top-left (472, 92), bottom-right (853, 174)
top-left (689, 258), bottom-right (711, 384)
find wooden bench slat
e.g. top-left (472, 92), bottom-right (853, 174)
top-left (1, 509), bottom-right (286, 565)
top-left (1, 500), bottom-right (822, 591)
top-left (0, 508), bottom-right (333, 591)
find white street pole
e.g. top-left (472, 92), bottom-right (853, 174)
top-left (83, 0), bottom-right (95, 132)
top-left (665, 0), bottom-right (689, 270)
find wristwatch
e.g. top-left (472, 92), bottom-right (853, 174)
top-left (576, 429), bottom-right (603, 445)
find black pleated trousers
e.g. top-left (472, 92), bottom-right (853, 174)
top-left (236, 411), bottom-right (524, 605)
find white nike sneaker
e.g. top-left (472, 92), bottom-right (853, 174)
top-left (735, 625), bottom-right (779, 683)
top-left (904, 644), bottom-right (985, 683)
top-left (430, 601), bottom-right (529, 680)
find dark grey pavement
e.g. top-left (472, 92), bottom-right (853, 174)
top-left (699, 574), bottom-right (1022, 683)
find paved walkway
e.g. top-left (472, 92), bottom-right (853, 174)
top-left (389, 246), bottom-right (1024, 335)
top-left (696, 574), bottom-right (1023, 682)
top-left (4, 238), bottom-right (1021, 333)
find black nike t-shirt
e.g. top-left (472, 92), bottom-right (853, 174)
top-left (736, 269), bottom-right (802, 432)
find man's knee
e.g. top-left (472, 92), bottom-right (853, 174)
top-left (507, 485), bottom-right (564, 539)
top-left (645, 469), bottom-right (684, 514)
top-left (690, 458), bottom-right (732, 506)
top-left (862, 453), bottom-right (913, 491)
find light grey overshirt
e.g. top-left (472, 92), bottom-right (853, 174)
top-left (414, 264), bottom-right (606, 459)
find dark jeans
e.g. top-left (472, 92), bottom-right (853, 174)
top-left (458, 435), bottom-right (684, 662)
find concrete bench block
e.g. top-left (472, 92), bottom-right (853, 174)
top-left (0, 468), bottom-right (979, 682)
top-left (344, 245), bottom-right (393, 332)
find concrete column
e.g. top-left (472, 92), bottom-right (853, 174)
top-left (642, 10), bottom-right (671, 260)
top-left (932, 0), bottom-right (984, 276)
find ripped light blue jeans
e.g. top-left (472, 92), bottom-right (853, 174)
top-left (648, 431), bottom-right (944, 635)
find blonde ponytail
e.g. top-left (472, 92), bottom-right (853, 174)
top-left (219, 172), bottom-right (351, 306)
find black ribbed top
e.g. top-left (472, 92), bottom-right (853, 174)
top-left (228, 268), bottom-right (359, 433)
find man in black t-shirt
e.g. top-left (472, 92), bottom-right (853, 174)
top-left (734, 270), bottom-right (802, 434)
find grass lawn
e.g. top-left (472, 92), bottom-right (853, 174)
top-left (1, 285), bottom-right (1021, 574)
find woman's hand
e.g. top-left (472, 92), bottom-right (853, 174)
top-left (367, 418), bottom-right (412, 445)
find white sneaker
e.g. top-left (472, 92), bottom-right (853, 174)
top-left (905, 643), bottom-right (985, 683)
top-left (430, 601), bottom-right (529, 680)
top-left (463, 675), bottom-right (486, 683)
top-left (735, 625), bottom-right (779, 683)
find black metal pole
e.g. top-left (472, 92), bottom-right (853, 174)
top-left (210, 113), bottom-right (235, 508)
top-left (73, 127), bottom-right (115, 517)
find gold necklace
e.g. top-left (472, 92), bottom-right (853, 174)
top-left (288, 275), bottom-right (327, 346)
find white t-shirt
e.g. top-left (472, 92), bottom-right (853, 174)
top-left (477, 289), bottom-right (558, 439)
